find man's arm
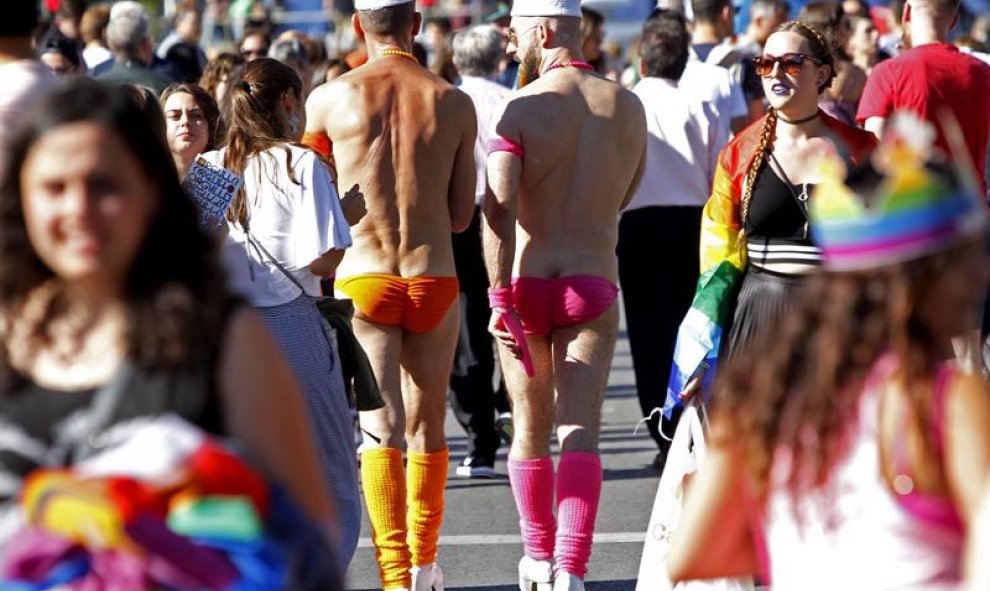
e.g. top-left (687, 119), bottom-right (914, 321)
top-left (618, 96), bottom-right (648, 211)
top-left (449, 92), bottom-right (478, 234)
top-left (482, 149), bottom-right (521, 289)
top-left (856, 63), bottom-right (892, 140)
top-left (303, 81), bottom-right (344, 165)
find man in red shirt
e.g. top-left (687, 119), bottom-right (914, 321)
top-left (856, 0), bottom-right (990, 195)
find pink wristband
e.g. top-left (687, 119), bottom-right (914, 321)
top-left (487, 137), bottom-right (525, 159)
top-left (488, 286), bottom-right (514, 310)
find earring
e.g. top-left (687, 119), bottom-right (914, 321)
top-left (288, 114), bottom-right (300, 136)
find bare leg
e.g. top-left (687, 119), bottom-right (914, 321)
top-left (401, 302), bottom-right (460, 453)
top-left (500, 333), bottom-right (555, 460)
top-left (355, 315), bottom-right (404, 449)
top-left (553, 304), bottom-right (618, 453)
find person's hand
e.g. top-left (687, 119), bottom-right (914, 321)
top-left (341, 184), bottom-right (366, 226)
top-left (679, 371), bottom-right (705, 401)
top-left (489, 309), bottom-right (522, 358)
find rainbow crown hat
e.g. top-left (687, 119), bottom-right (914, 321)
top-left (810, 114), bottom-right (986, 271)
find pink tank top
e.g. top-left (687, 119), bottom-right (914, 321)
top-left (761, 354), bottom-right (964, 590)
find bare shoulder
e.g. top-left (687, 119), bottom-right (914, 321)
top-left (617, 84), bottom-right (646, 118)
top-left (439, 84), bottom-right (476, 120)
top-left (307, 76), bottom-right (358, 118)
top-left (491, 91), bottom-right (529, 141)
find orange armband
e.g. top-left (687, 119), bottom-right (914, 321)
top-left (302, 130), bottom-right (333, 161)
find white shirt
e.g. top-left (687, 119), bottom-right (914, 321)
top-left (204, 146), bottom-right (352, 308)
top-left (82, 45), bottom-right (113, 70)
top-left (628, 77), bottom-right (725, 210)
top-left (457, 75), bottom-right (509, 205)
top-left (679, 50), bottom-right (748, 129)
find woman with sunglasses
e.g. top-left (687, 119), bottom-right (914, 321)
top-left (674, 21), bottom-right (875, 403)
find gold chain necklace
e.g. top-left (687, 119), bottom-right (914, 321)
top-left (378, 48), bottom-right (418, 63)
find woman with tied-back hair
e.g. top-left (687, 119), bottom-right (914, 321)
top-left (674, 21), bottom-right (876, 405)
top-left (0, 79), bottom-right (336, 548)
top-left (668, 128), bottom-right (990, 589)
top-left (201, 57), bottom-right (364, 570)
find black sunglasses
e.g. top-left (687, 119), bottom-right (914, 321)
top-left (753, 52), bottom-right (822, 77)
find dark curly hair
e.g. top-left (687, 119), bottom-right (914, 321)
top-left (0, 79), bottom-right (229, 390)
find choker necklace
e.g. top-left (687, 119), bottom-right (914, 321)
top-left (378, 48), bottom-right (418, 63)
top-left (777, 110), bottom-right (820, 125)
top-left (541, 60), bottom-right (595, 75)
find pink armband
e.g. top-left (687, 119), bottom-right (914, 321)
top-left (487, 137), bottom-right (525, 159)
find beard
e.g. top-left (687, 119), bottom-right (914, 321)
top-left (518, 45), bottom-right (541, 86)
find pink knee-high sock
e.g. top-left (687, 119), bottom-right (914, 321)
top-left (555, 451), bottom-right (602, 579)
top-left (508, 456), bottom-right (557, 561)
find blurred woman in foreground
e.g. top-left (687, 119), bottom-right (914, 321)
top-left (0, 79), bottom-right (335, 540)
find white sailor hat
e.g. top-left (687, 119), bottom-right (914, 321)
top-left (510, 0), bottom-right (582, 18)
top-left (354, 0), bottom-right (414, 11)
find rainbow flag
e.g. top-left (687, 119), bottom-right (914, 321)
top-left (663, 165), bottom-right (746, 418)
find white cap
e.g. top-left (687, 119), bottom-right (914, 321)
top-left (510, 0), bottom-right (582, 18)
top-left (354, 0), bottom-right (414, 10)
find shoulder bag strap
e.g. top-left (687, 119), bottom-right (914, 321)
top-left (242, 219), bottom-right (308, 297)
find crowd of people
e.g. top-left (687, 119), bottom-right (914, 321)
top-left (1, 0), bottom-right (990, 589)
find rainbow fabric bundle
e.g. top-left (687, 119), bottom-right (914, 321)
top-left (0, 416), bottom-right (330, 591)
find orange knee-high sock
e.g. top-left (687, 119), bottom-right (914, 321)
top-left (362, 448), bottom-right (412, 589)
top-left (406, 448), bottom-right (449, 567)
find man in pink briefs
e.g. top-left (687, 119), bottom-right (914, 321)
top-left (481, 0), bottom-right (646, 589)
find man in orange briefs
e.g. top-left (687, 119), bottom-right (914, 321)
top-left (304, 0), bottom-right (477, 589)
top-left (481, 0), bottom-right (646, 589)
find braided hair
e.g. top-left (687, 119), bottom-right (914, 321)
top-left (740, 20), bottom-right (835, 225)
top-left (741, 107), bottom-right (778, 224)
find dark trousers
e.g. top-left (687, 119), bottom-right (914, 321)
top-left (449, 208), bottom-right (510, 460)
top-left (617, 205), bottom-right (702, 453)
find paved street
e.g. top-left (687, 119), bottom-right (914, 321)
top-left (345, 307), bottom-right (660, 590)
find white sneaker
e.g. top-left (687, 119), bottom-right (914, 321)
top-left (455, 455), bottom-right (496, 479)
top-left (518, 556), bottom-right (554, 591)
top-left (552, 571), bottom-right (585, 591)
top-left (411, 562), bottom-right (444, 591)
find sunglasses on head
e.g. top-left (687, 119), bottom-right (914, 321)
top-left (753, 53), bottom-right (822, 77)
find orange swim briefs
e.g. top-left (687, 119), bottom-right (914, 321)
top-left (336, 274), bottom-right (459, 333)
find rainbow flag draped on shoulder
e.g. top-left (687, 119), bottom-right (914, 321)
top-left (662, 157), bottom-right (746, 419)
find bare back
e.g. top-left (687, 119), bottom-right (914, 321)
top-left (496, 70), bottom-right (646, 280)
top-left (311, 58), bottom-right (476, 277)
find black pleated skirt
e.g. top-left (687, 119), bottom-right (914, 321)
top-left (724, 267), bottom-right (806, 358)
